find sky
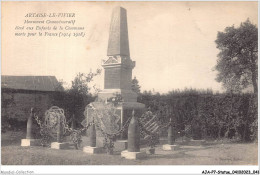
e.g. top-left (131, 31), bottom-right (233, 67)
top-left (2, 1), bottom-right (258, 94)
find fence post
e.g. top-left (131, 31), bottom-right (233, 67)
top-left (57, 115), bottom-right (61, 143)
top-left (121, 109), bottom-right (146, 159)
top-left (127, 110), bottom-right (140, 152)
top-left (163, 118), bottom-right (179, 151)
top-left (21, 107), bottom-right (41, 146)
top-left (26, 107), bottom-right (34, 139)
top-left (168, 118), bottom-right (175, 145)
top-left (89, 123), bottom-right (96, 147)
top-left (82, 119), bottom-right (103, 154)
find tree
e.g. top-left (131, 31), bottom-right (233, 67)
top-left (70, 69), bottom-right (102, 96)
top-left (52, 69), bottom-right (101, 127)
top-left (215, 19), bottom-right (258, 93)
top-left (131, 76), bottom-right (141, 94)
top-left (55, 79), bottom-right (66, 91)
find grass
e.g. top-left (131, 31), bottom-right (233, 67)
top-left (1, 131), bottom-right (258, 165)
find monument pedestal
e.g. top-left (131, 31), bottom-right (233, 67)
top-left (121, 150), bottom-right (146, 160)
top-left (83, 146), bottom-right (103, 154)
top-left (162, 144), bottom-right (180, 151)
top-left (51, 142), bottom-right (69, 149)
top-left (21, 139), bottom-right (41, 147)
top-left (86, 101), bottom-right (145, 140)
top-left (98, 89), bottom-right (138, 103)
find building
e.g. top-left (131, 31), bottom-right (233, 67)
top-left (1, 75), bottom-right (60, 122)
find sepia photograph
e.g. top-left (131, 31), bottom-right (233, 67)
top-left (1, 1), bottom-right (258, 174)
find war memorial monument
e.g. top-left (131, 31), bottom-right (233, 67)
top-left (84, 6), bottom-right (145, 147)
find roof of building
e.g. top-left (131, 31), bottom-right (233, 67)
top-left (1, 75), bottom-right (60, 92)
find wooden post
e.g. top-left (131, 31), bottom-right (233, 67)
top-left (26, 108), bottom-right (34, 139)
top-left (127, 110), bottom-right (140, 152)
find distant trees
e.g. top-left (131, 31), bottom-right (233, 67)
top-left (131, 76), bottom-right (141, 94)
top-left (215, 19), bottom-right (258, 93)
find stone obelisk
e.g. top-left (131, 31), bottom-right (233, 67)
top-left (98, 6), bottom-right (141, 103)
top-left (99, 6), bottom-right (145, 137)
top-left (85, 7), bottom-right (145, 149)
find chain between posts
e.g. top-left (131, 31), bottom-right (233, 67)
top-left (32, 104), bottom-right (192, 149)
top-left (88, 103), bottom-right (132, 138)
top-left (68, 121), bottom-right (94, 149)
top-left (33, 113), bottom-right (52, 146)
top-left (88, 104), bottom-right (133, 153)
top-left (33, 111), bottom-right (95, 148)
top-left (32, 104), bottom-right (132, 149)
top-left (92, 117), bottom-right (131, 154)
top-left (93, 113), bottom-right (132, 138)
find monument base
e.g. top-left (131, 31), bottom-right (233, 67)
top-left (51, 142), bottom-right (70, 149)
top-left (86, 101), bottom-right (145, 140)
top-left (162, 144), bottom-right (180, 151)
top-left (121, 150), bottom-right (146, 160)
top-left (98, 89), bottom-right (140, 103)
top-left (83, 146), bottom-right (104, 154)
top-left (114, 140), bottom-right (127, 151)
top-left (21, 139), bottom-right (41, 147)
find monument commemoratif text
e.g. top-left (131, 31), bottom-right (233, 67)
top-left (85, 7), bottom-right (145, 144)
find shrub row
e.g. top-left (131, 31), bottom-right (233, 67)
top-left (138, 90), bottom-right (257, 142)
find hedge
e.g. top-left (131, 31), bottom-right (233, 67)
top-left (138, 90), bottom-right (257, 142)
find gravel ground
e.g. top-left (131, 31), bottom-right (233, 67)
top-left (1, 131), bottom-right (257, 165)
